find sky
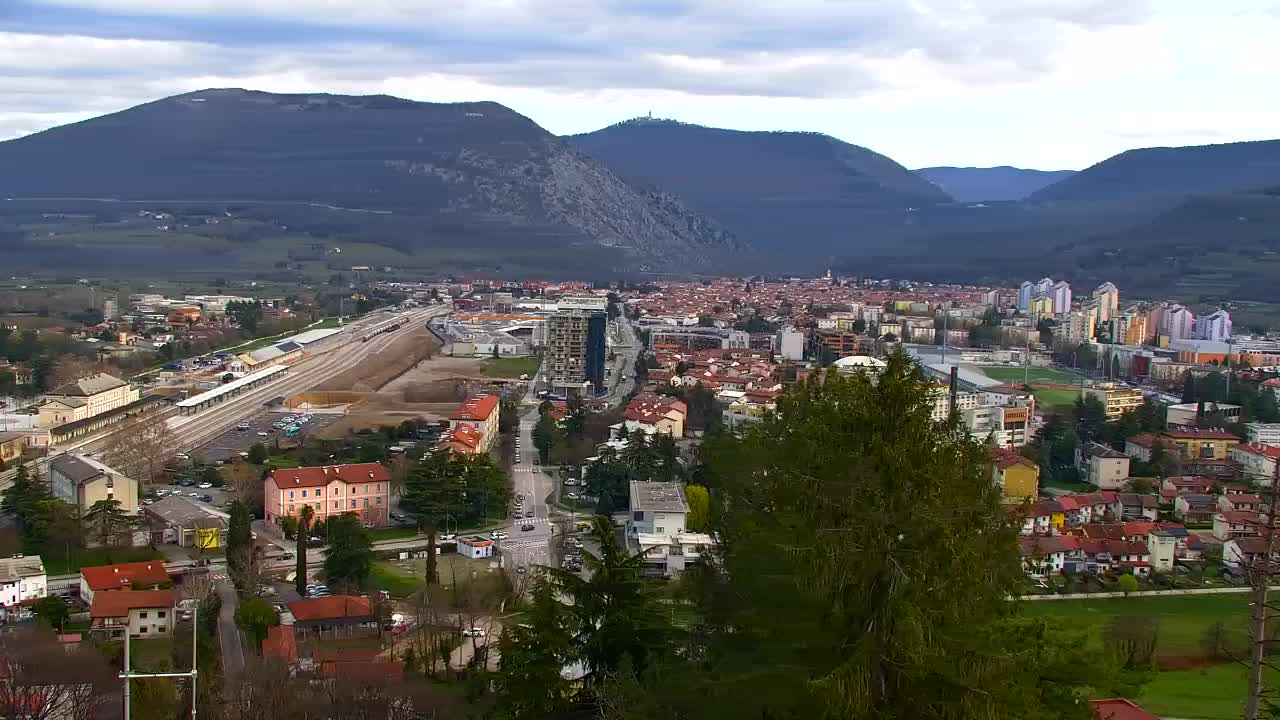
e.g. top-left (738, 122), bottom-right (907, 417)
top-left (2, 0), bottom-right (1279, 170)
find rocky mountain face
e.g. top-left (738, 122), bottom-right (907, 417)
top-left (0, 89), bottom-right (745, 273)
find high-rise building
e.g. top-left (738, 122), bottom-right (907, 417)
top-left (1035, 277), bottom-right (1054, 296)
top-left (1051, 281), bottom-right (1072, 317)
top-left (1199, 309), bottom-right (1232, 342)
top-left (1092, 282), bottom-right (1119, 323)
top-left (546, 305), bottom-right (608, 395)
top-left (1029, 294), bottom-right (1054, 324)
top-left (1164, 305), bottom-right (1195, 342)
top-left (102, 299), bottom-right (118, 321)
top-left (1017, 281), bottom-right (1034, 313)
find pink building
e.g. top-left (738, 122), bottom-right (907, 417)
top-left (264, 463), bottom-right (392, 528)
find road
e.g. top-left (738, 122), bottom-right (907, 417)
top-left (214, 577), bottom-right (245, 676)
top-left (498, 411), bottom-right (557, 572)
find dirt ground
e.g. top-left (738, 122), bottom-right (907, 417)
top-left (314, 330), bottom-right (442, 393)
top-left (313, 349), bottom-right (516, 440)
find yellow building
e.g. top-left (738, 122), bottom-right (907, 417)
top-left (1161, 429), bottom-right (1241, 461)
top-left (1029, 294), bottom-right (1054, 324)
top-left (992, 449), bottom-right (1040, 504)
top-left (38, 373), bottom-right (139, 427)
top-left (1085, 384), bottom-right (1145, 419)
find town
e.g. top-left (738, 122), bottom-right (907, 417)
top-left (0, 268), bottom-right (1273, 720)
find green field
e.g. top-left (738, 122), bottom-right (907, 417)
top-left (1137, 664), bottom-right (1280, 719)
top-left (1020, 593), bottom-right (1249, 657)
top-left (367, 526), bottom-right (419, 542)
top-left (369, 561), bottom-right (422, 598)
top-left (479, 356), bottom-right (541, 379)
top-left (978, 366), bottom-right (1079, 386)
top-left (1033, 388), bottom-right (1083, 409)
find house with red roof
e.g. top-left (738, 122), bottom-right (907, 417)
top-left (1124, 433), bottom-right (1166, 463)
top-left (1224, 535), bottom-right (1275, 572)
top-left (616, 394), bottom-right (687, 437)
top-left (448, 394), bottom-right (500, 452)
top-left (89, 589), bottom-right (174, 639)
top-left (1213, 510), bottom-right (1265, 541)
top-left (79, 560), bottom-right (170, 604)
top-left (1174, 494), bottom-right (1218, 523)
top-left (437, 424), bottom-right (486, 455)
top-left (1229, 442), bottom-right (1280, 484)
top-left (287, 595), bottom-right (373, 636)
top-left (263, 463), bottom-right (392, 529)
top-left (261, 624), bottom-right (298, 664)
top-left (1218, 493), bottom-right (1265, 513)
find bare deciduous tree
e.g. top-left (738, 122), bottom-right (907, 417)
top-left (0, 626), bottom-right (116, 720)
top-left (102, 409), bottom-right (176, 484)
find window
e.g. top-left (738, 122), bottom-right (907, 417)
top-left (364, 484), bottom-right (369, 493)
top-left (333, 501), bottom-right (339, 510)
top-left (289, 491), bottom-right (295, 499)
top-left (139, 626), bottom-right (148, 634)
top-left (351, 500), bottom-right (357, 509)
top-left (288, 504), bottom-right (295, 513)
top-left (633, 511), bottom-right (644, 521)
top-left (656, 526), bottom-right (665, 534)
top-left (139, 611), bottom-right (148, 619)
top-left (158, 625), bottom-right (167, 633)
top-left (302, 490), bottom-right (308, 498)
top-left (376, 497), bottom-right (382, 505)
top-left (363, 498), bottom-right (370, 508)
top-left (158, 611), bottom-right (166, 618)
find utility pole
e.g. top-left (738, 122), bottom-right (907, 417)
top-left (121, 607), bottom-right (199, 720)
top-left (1245, 461), bottom-right (1280, 720)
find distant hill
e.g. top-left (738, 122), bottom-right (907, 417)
top-left (568, 119), bottom-right (950, 262)
top-left (1030, 139), bottom-right (1280, 203)
top-left (914, 166), bottom-right (1075, 202)
top-left (0, 89), bottom-right (746, 274)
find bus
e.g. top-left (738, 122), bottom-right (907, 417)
top-left (286, 425), bottom-right (301, 437)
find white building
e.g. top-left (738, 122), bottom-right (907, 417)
top-left (456, 536), bottom-right (496, 560)
top-left (778, 328), bottom-right (805, 361)
top-left (1246, 423), bottom-right (1280, 446)
top-left (626, 481), bottom-right (713, 578)
top-left (1164, 305), bottom-right (1196, 342)
top-left (1198, 309), bottom-right (1232, 342)
top-left (1051, 281), bottom-right (1072, 318)
top-left (0, 555), bottom-right (47, 617)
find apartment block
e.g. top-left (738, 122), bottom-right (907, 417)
top-left (546, 308), bottom-right (607, 395)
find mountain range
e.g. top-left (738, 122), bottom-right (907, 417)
top-left (913, 166), bottom-right (1076, 202)
top-left (0, 89), bottom-right (746, 276)
top-left (4, 90), bottom-right (1280, 301)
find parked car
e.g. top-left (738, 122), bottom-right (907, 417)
top-left (257, 431), bottom-right (269, 437)
top-left (490, 531), bottom-right (509, 540)
top-left (520, 524), bottom-right (535, 532)
top-left (390, 512), bottom-right (406, 522)
top-left (197, 482), bottom-right (213, 489)
top-left (461, 627), bottom-right (486, 637)
top-left (279, 552), bottom-right (294, 561)
top-left (200, 495), bottom-right (214, 502)
top-left (236, 423), bottom-right (250, 431)
top-left (525, 511), bottom-right (535, 518)
top-left (515, 565), bottom-right (527, 575)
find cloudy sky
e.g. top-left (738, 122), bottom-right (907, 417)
top-left (3, 0), bottom-right (1278, 170)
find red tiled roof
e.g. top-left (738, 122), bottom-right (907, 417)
top-left (287, 595), bottom-right (371, 622)
top-left (992, 448), bottom-right (1037, 471)
top-left (450, 394), bottom-right (499, 422)
top-left (1020, 535), bottom-right (1080, 556)
top-left (1219, 510), bottom-right (1264, 524)
top-left (90, 589), bottom-right (174, 618)
top-left (1126, 433), bottom-right (1161, 448)
top-left (1081, 538), bottom-right (1149, 556)
top-left (81, 561), bottom-right (171, 591)
top-left (1225, 494), bottom-right (1264, 506)
top-left (261, 625), bottom-right (297, 663)
top-left (318, 659), bottom-right (404, 682)
top-left (438, 424), bottom-right (483, 451)
top-left (268, 463), bottom-right (391, 489)
top-left (1233, 442), bottom-right (1280, 459)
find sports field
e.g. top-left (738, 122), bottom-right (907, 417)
top-left (978, 366), bottom-right (1079, 385)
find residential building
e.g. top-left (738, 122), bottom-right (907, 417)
top-left (630, 530), bottom-right (715, 579)
top-left (616, 394), bottom-right (687, 437)
top-left (49, 454), bottom-right (139, 516)
top-left (962, 403), bottom-right (1032, 448)
top-left (628, 481), bottom-right (687, 536)
top-left (1051, 281), bottom-right (1072, 318)
top-left (778, 328), bottom-right (805, 361)
top-left (1075, 442), bottom-right (1131, 490)
top-left (264, 463), bottom-right (392, 528)
top-left (1161, 428), bottom-right (1240, 461)
top-left (448, 394), bottom-right (500, 453)
top-left (1229, 443), bottom-right (1280, 486)
top-left (261, 625), bottom-right (299, 665)
top-left (437, 424), bottom-right (486, 455)
top-left (37, 373), bottom-right (139, 427)
top-left (1174, 494), bottom-right (1218, 523)
top-left (1017, 281), bottom-right (1034, 313)
top-left (1247, 423), bottom-right (1280, 445)
top-left (1029, 294), bottom-right (1054, 323)
top-left (1147, 530), bottom-right (1178, 572)
top-left (89, 589), bottom-right (175, 639)
top-left (1219, 493), bottom-right (1264, 513)
top-left (456, 536), bottom-right (496, 560)
top-left (1118, 493), bottom-right (1160, 521)
top-left (1163, 305), bottom-right (1196, 342)
top-left (1084, 384), bottom-right (1144, 420)
top-left (0, 555), bottom-right (47, 616)
top-left (812, 329), bottom-right (865, 360)
top-left (1124, 433), bottom-right (1165, 463)
top-left (1092, 282), bottom-right (1119, 323)
top-left (1224, 536), bottom-right (1274, 572)
top-left (1199, 308), bottom-right (1232, 342)
top-left (0, 431), bottom-right (26, 463)
top-left (546, 306), bottom-right (608, 395)
top-left (991, 449), bottom-right (1039, 503)
top-left (79, 560), bottom-right (170, 605)
top-left (1019, 535), bottom-right (1150, 577)
top-left (1213, 510), bottom-right (1264, 541)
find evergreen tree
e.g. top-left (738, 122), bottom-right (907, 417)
top-left (684, 352), bottom-right (1103, 719)
top-left (495, 577), bottom-right (577, 718)
top-left (532, 412), bottom-right (557, 464)
top-left (84, 499), bottom-right (133, 547)
top-left (400, 451), bottom-right (457, 583)
top-left (226, 500), bottom-right (253, 589)
top-left (1181, 371), bottom-right (1197, 404)
top-left (323, 513), bottom-right (374, 591)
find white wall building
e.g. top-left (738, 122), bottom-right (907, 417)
top-left (0, 555), bottom-right (47, 616)
top-left (1198, 309), bottom-right (1233, 342)
top-left (1051, 281), bottom-right (1072, 318)
top-left (1164, 305), bottom-right (1196, 341)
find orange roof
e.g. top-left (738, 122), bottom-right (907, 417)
top-left (81, 561), bottom-right (171, 592)
top-left (261, 625), bottom-right (297, 663)
top-left (268, 463), bottom-right (391, 489)
top-left (1162, 429), bottom-right (1240, 441)
top-left (1234, 442), bottom-right (1280, 459)
top-left (439, 424), bottom-right (483, 451)
top-left (451, 394), bottom-right (499, 422)
top-left (458, 536), bottom-right (494, 548)
top-left (90, 589), bottom-right (174, 618)
top-left (992, 448), bottom-right (1037, 471)
top-left (1090, 698), bottom-right (1160, 720)
top-left (287, 595), bottom-right (371, 622)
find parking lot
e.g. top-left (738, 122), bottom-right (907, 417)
top-left (196, 409), bottom-right (342, 461)
top-left (144, 481), bottom-right (233, 514)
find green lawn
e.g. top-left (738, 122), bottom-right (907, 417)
top-left (1033, 388), bottom-right (1083, 409)
top-left (979, 366), bottom-right (1079, 386)
top-left (369, 561), bottom-right (422, 598)
top-left (43, 546), bottom-right (164, 576)
top-left (368, 526), bottom-right (419, 542)
top-left (1138, 664), bottom-right (1278, 720)
top-left (479, 356), bottom-right (541, 378)
top-left (1020, 593), bottom-right (1249, 657)
top-left (123, 637), bottom-right (174, 671)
